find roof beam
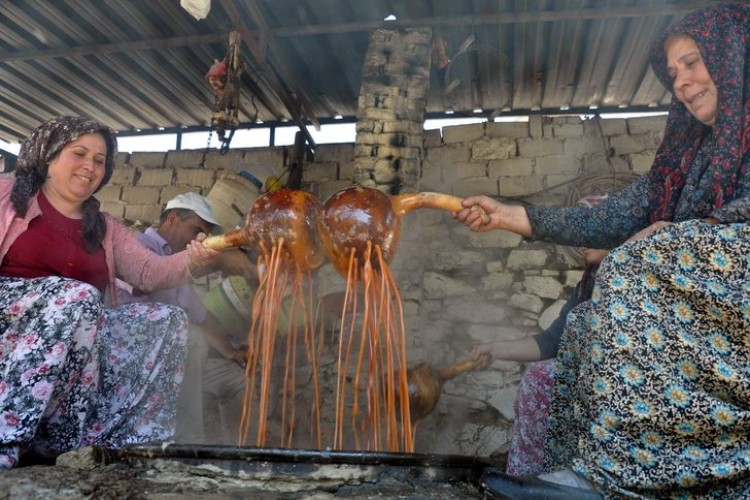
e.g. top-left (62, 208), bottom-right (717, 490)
top-left (270, 2), bottom-right (707, 37)
top-left (0, 33), bottom-right (225, 62)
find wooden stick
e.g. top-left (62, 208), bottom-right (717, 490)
top-left (437, 353), bottom-right (493, 381)
top-left (202, 228), bottom-right (249, 250)
top-left (392, 191), bottom-right (490, 224)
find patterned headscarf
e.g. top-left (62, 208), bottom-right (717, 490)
top-left (14, 115), bottom-right (117, 192)
top-left (11, 116), bottom-right (118, 252)
top-left (646, 2), bottom-right (750, 221)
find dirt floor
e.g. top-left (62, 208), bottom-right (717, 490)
top-left (0, 446), bottom-right (495, 499)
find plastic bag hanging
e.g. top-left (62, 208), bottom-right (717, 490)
top-left (181, 0), bottom-right (211, 20)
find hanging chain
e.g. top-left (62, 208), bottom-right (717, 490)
top-left (201, 120), bottom-right (215, 167)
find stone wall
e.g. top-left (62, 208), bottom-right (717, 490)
top-left (94, 113), bottom-right (666, 457)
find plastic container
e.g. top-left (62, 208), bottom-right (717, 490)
top-left (206, 171), bottom-right (262, 230)
top-left (202, 276), bottom-right (255, 335)
top-left (202, 275), bottom-right (303, 337)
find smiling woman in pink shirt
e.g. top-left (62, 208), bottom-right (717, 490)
top-left (0, 115), bottom-right (221, 469)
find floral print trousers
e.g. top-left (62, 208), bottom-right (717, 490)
top-left (0, 277), bottom-right (188, 469)
top-left (545, 220), bottom-right (750, 497)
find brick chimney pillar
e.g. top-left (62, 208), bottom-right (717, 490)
top-left (353, 28), bottom-right (432, 194)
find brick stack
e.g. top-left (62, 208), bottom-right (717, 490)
top-left (353, 28), bottom-right (432, 193)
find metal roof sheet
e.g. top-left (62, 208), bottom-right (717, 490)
top-left (0, 0), bottom-right (724, 142)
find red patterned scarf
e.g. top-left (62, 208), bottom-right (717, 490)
top-left (647, 2), bottom-right (750, 222)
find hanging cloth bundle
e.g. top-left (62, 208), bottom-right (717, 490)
top-left (206, 30), bottom-right (243, 154)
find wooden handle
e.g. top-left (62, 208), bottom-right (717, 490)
top-left (437, 354), bottom-right (492, 381)
top-left (392, 192), bottom-right (490, 224)
top-left (202, 228), bottom-right (249, 250)
top-left (392, 192), bottom-right (463, 215)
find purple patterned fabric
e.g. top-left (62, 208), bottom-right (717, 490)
top-left (506, 359), bottom-right (557, 476)
top-left (646, 2), bottom-right (750, 222)
top-left (546, 220), bottom-right (750, 497)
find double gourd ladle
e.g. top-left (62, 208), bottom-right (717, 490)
top-left (202, 186), bottom-right (490, 424)
top-left (202, 185), bottom-right (486, 276)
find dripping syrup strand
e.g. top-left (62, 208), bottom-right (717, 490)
top-left (350, 241), bottom-right (373, 450)
top-left (377, 244), bottom-right (413, 451)
top-left (239, 248), bottom-right (272, 445)
top-left (334, 247), bottom-right (358, 450)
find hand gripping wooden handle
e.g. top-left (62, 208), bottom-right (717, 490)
top-left (437, 353), bottom-right (492, 381)
top-left (392, 192), bottom-right (490, 224)
top-left (201, 228), bottom-right (250, 250)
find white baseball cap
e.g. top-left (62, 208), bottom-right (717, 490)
top-left (165, 192), bottom-right (221, 227)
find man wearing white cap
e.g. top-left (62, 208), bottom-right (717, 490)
top-left (118, 192), bottom-right (252, 443)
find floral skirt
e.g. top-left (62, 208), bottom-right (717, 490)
top-left (0, 277), bottom-right (188, 469)
top-left (545, 220), bottom-right (750, 498)
top-left (506, 358), bottom-right (556, 476)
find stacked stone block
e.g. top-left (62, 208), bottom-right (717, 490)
top-left (352, 28), bottom-right (432, 192)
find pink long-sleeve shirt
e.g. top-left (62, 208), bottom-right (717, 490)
top-left (0, 177), bottom-right (192, 306)
top-left (116, 227), bottom-right (208, 325)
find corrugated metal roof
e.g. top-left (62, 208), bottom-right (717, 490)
top-left (0, 0), bottom-right (725, 142)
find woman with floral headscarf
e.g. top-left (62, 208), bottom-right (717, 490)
top-left (458, 2), bottom-right (750, 497)
top-left (0, 116), bottom-right (220, 469)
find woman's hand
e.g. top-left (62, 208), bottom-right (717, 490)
top-left (626, 220), bottom-right (671, 243)
top-left (469, 343), bottom-right (496, 369)
top-left (455, 196), bottom-right (533, 237)
top-left (187, 233), bottom-right (221, 276)
top-left (455, 195), bottom-right (502, 231)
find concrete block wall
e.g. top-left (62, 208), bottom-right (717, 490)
top-left (93, 113), bottom-right (665, 457)
top-left (97, 147), bottom-right (290, 228)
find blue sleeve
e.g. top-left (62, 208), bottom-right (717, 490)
top-left (135, 231), bottom-right (162, 254)
top-left (525, 174), bottom-right (653, 248)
